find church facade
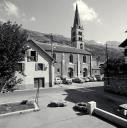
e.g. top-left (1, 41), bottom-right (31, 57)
top-left (34, 4), bottom-right (92, 79)
top-left (15, 4), bottom-right (92, 90)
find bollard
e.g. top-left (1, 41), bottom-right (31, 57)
top-left (87, 101), bottom-right (96, 114)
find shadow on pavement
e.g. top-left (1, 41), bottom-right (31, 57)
top-left (64, 86), bottom-right (126, 114)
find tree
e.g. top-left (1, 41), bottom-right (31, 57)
top-left (0, 21), bottom-right (28, 92)
top-left (104, 57), bottom-right (126, 77)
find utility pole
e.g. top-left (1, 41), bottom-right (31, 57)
top-left (50, 34), bottom-right (54, 58)
top-left (106, 43), bottom-right (110, 85)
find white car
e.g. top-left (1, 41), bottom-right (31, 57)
top-left (54, 77), bottom-right (62, 84)
top-left (116, 104), bottom-right (127, 116)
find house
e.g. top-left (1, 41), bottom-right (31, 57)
top-left (15, 40), bottom-right (54, 90)
top-left (119, 38), bottom-right (127, 63)
top-left (91, 58), bottom-right (101, 76)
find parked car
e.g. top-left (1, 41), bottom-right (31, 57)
top-left (91, 76), bottom-right (97, 81)
top-left (72, 77), bottom-right (84, 83)
top-left (73, 102), bottom-right (87, 113)
top-left (95, 75), bottom-right (102, 81)
top-left (47, 101), bottom-right (66, 107)
top-left (83, 77), bottom-right (90, 82)
top-left (62, 77), bottom-right (72, 85)
top-left (54, 77), bottom-right (62, 84)
top-left (88, 76), bottom-right (94, 82)
top-left (115, 104), bottom-right (127, 117)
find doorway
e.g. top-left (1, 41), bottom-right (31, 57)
top-left (34, 78), bottom-right (45, 88)
top-left (68, 68), bottom-right (73, 78)
top-left (83, 68), bottom-right (87, 77)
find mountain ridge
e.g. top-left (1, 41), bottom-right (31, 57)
top-left (27, 30), bottom-right (124, 62)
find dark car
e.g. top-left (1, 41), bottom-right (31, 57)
top-left (47, 101), bottom-right (66, 107)
top-left (73, 102), bottom-right (87, 112)
top-left (72, 77), bottom-right (84, 83)
top-left (95, 75), bottom-right (102, 81)
top-left (62, 77), bottom-right (72, 85)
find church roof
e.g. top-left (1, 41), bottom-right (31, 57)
top-left (119, 38), bottom-right (127, 47)
top-left (73, 4), bottom-right (82, 28)
top-left (31, 39), bottom-right (91, 55)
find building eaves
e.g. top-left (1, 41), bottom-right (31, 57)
top-left (119, 38), bottom-right (127, 47)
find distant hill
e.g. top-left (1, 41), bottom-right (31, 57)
top-left (27, 30), bottom-right (124, 62)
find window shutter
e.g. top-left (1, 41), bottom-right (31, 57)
top-left (35, 52), bottom-right (38, 62)
top-left (27, 50), bottom-right (31, 62)
top-left (43, 64), bottom-right (45, 71)
top-left (35, 63), bottom-right (38, 71)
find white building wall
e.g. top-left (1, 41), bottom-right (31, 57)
top-left (15, 43), bottom-right (53, 90)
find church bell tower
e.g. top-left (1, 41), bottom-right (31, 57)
top-left (71, 4), bottom-right (84, 49)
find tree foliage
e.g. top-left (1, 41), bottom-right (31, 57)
top-left (104, 57), bottom-right (127, 77)
top-left (0, 21), bottom-right (28, 91)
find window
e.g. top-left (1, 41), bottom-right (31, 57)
top-left (83, 55), bottom-right (86, 63)
top-left (72, 37), bottom-right (76, 42)
top-left (69, 54), bottom-right (73, 63)
top-left (17, 63), bottom-right (25, 72)
top-left (80, 43), bottom-right (83, 49)
top-left (79, 37), bottom-right (82, 41)
top-left (35, 63), bottom-right (45, 71)
top-left (57, 68), bottom-right (60, 73)
top-left (78, 31), bottom-right (82, 36)
top-left (27, 51), bottom-right (38, 62)
top-left (53, 53), bottom-right (56, 60)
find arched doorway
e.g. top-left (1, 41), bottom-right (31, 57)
top-left (68, 68), bottom-right (73, 78)
top-left (83, 68), bottom-right (87, 77)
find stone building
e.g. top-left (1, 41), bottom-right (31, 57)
top-left (15, 4), bottom-right (92, 90)
top-left (30, 4), bottom-right (92, 79)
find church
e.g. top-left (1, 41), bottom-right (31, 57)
top-left (15, 4), bottom-right (92, 89)
top-left (30, 4), bottom-right (92, 79)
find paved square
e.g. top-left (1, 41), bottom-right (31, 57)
top-left (0, 82), bottom-right (119, 128)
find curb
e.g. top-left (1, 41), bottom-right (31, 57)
top-left (0, 100), bottom-right (40, 118)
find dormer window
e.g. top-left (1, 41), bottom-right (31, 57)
top-left (70, 54), bottom-right (73, 63)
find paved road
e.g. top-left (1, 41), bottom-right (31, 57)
top-left (0, 82), bottom-right (126, 128)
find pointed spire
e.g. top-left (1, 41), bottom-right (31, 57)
top-left (73, 4), bottom-right (81, 28)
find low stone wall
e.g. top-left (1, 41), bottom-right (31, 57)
top-left (94, 108), bottom-right (127, 128)
top-left (87, 101), bottom-right (127, 128)
top-left (104, 77), bottom-right (127, 96)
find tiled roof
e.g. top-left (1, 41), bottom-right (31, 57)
top-left (34, 40), bottom-right (91, 55)
top-left (119, 38), bottom-right (127, 47)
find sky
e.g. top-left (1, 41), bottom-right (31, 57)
top-left (0, 0), bottom-right (127, 43)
